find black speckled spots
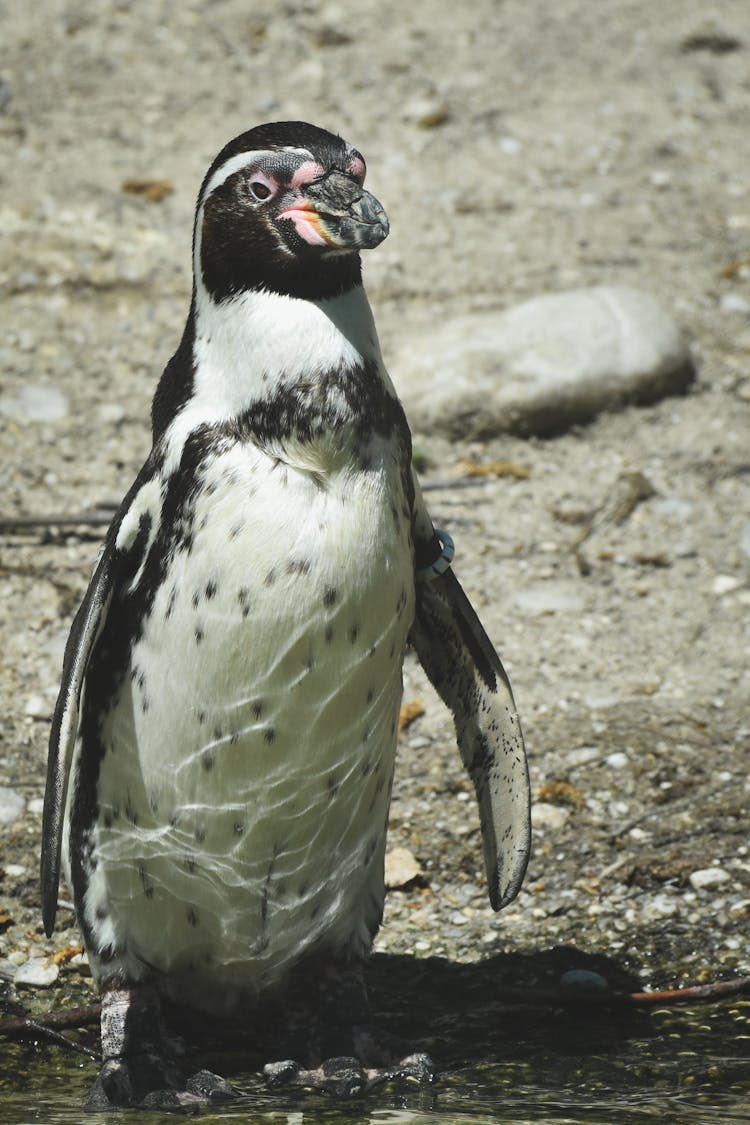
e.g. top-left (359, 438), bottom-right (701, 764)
top-left (264, 568), bottom-right (277, 587)
top-left (252, 701), bottom-right (263, 719)
top-left (205, 579), bottom-right (217, 600)
top-left (350, 622), bottom-right (360, 644)
top-left (195, 626), bottom-right (204, 644)
top-left (233, 821), bottom-right (245, 835)
top-left (366, 686), bottom-right (375, 704)
top-left (197, 709), bottom-right (207, 725)
top-left (323, 586), bottom-right (337, 607)
top-left (203, 753), bottom-right (215, 772)
top-left (287, 557), bottom-right (312, 576)
top-left (165, 586), bottom-right (177, 619)
top-left (238, 587), bottom-right (251, 618)
top-left (327, 772), bottom-right (339, 800)
top-left (229, 520), bottom-right (244, 541)
top-left (184, 856), bottom-right (197, 874)
top-left (187, 908), bottom-right (199, 927)
top-left (192, 591), bottom-right (200, 610)
top-left (264, 727), bottom-right (276, 745)
top-left (213, 724), bottom-right (223, 741)
top-left (324, 624), bottom-right (334, 644)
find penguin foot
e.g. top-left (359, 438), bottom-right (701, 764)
top-left (86, 1057), bottom-right (239, 1110)
top-left (264, 1051), bottom-right (437, 1097)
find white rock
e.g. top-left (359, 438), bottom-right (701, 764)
top-left (396, 287), bottom-right (694, 438)
top-left (515, 582), bottom-right (585, 615)
top-left (4, 863), bottom-right (26, 877)
top-left (0, 383), bottom-right (69, 422)
top-left (0, 786), bottom-right (25, 825)
top-left (384, 847), bottom-right (423, 889)
top-left (24, 694), bottom-right (50, 718)
top-left (532, 803), bottom-right (570, 832)
top-left (689, 867), bottom-right (731, 892)
top-left (605, 751), bottom-right (629, 769)
top-left (14, 958), bottom-right (59, 987)
top-left (713, 574), bottom-right (743, 596)
top-left (719, 292), bottom-right (750, 314)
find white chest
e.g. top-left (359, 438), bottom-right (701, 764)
top-left (75, 438), bottom-right (415, 1009)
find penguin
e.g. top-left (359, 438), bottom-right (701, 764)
top-left (41, 121), bottom-right (530, 1108)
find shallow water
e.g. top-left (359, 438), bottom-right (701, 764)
top-left (2, 953), bottom-right (748, 1124)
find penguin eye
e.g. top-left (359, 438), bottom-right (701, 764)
top-left (248, 178), bottom-right (274, 202)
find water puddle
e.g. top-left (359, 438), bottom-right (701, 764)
top-left (1, 953), bottom-right (748, 1124)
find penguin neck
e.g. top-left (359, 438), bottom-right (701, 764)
top-left (152, 278), bottom-right (384, 446)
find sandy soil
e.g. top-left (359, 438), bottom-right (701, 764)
top-left (1, 0), bottom-right (749, 1018)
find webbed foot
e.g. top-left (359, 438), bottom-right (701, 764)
top-left (87, 985), bottom-right (239, 1110)
top-left (87, 1058), bottom-right (237, 1110)
top-left (264, 1051), bottom-right (436, 1097)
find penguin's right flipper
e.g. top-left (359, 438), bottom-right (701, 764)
top-left (40, 462), bottom-right (158, 937)
top-left (40, 540), bottom-right (118, 937)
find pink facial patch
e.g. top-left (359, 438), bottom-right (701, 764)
top-left (290, 161), bottom-right (326, 189)
top-left (277, 206), bottom-right (329, 246)
top-left (346, 155), bottom-right (366, 182)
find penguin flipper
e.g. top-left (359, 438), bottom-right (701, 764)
top-left (410, 559), bottom-right (531, 911)
top-left (40, 541), bottom-right (117, 937)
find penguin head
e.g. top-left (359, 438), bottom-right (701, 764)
top-left (195, 122), bottom-right (389, 302)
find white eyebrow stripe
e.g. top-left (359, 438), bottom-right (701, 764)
top-left (201, 147), bottom-right (313, 202)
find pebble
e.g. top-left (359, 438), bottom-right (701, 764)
top-left (396, 287), bottom-right (695, 438)
top-left (385, 847), bottom-right (424, 889)
top-left (24, 694), bottom-right (50, 719)
top-left (0, 383), bottom-right (69, 422)
top-left (0, 787), bottom-right (25, 825)
top-left (689, 867), bottom-right (731, 892)
top-left (532, 803), bottom-right (569, 832)
top-left (14, 958), bottom-right (60, 987)
top-left (559, 969), bottom-right (610, 992)
top-left (515, 582), bottom-right (585, 615)
top-left (719, 292), bottom-right (750, 315)
top-left (712, 574), bottom-right (743, 596)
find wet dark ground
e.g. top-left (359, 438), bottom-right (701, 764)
top-left (1, 952), bottom-right (748, 1124)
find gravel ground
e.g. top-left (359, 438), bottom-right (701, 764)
top-left (1, 0), bottom-right (749, 1028)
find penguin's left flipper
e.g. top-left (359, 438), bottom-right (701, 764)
top-left (410, 544), bottom-right (531, 911)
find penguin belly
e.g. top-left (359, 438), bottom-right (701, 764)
top-left (67, 444), bottom-right (414, 1013)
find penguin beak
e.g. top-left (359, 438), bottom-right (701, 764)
top-left (278, 170), bottom-right (389, 251)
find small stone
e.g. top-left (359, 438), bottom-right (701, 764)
top-left (0, 383), bottom-right (69, 423)
top-left (24, 694), bottom-right (50, 719)
top-left (515, 582), bottom-right (585, 615)
top-left (559, 969), bottom-right (610, 992)
top-left (27, 797), bottom-right (45, 815)
top-left (719, 293), bottom-right (750, 314)
top-left (4, 864), bottom-right (26, 877)
top-left (712, 574), bottom-right (743, 596)
top-left (689, 867), bottom-right (731, 892)
top-left (0, 787), bottom-right (25, 826)
top-left (532, 803), bottom-right (569, 832)
top-left (14, 958), bottom-right (60, 987)
top-left (385, 847), bottom-right (424, 889)
top-left (605, 752), bottom-right (629, 769)
top-left (403, 97), bottom-right (449, 128)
